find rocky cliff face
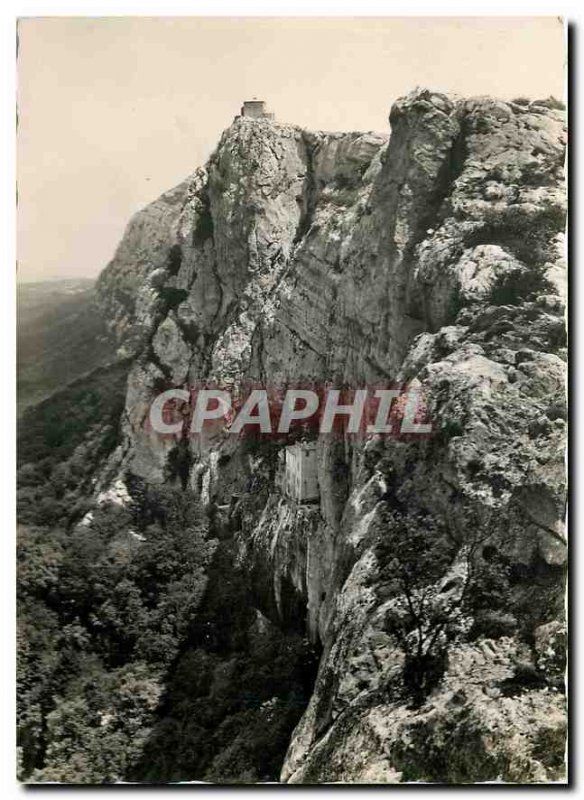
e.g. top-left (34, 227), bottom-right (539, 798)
top-left (96, 90), bottom-right (567, 783)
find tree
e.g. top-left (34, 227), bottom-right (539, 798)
top-left (375, 510), bottom-right (466, 705)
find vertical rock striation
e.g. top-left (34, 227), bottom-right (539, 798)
top-left (95, 90), bottom-right (567, 783)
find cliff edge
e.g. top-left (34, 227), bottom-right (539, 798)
top-left (94, 89), bottom-right (567, 783)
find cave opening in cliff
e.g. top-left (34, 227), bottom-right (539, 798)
top-left (125, 529), bottom-right (321, 783)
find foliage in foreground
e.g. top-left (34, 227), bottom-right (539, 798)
top-left (17, 485), bottom-right (317, 784)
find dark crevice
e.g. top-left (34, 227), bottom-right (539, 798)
top-left (293, 133), bottom-right (318, 245)
top-left (166, 244), bottom-right (183, 276)
top-left (411, 122), bottom-right (468, 250)
top-left (193, 188), bottom-right (215, 246)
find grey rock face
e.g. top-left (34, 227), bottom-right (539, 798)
top-left (95, 89), bottom-right (567, 783)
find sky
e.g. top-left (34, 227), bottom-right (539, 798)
top-left (17, 16), bottom-right (566, 283)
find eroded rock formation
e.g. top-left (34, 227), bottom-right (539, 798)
top-left (95, 89), bottom-right (567, 783)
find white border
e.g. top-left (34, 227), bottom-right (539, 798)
top-left (2, 2), bottom-right (579, 796)
top-left (2, 1), bottom-right (581, 15)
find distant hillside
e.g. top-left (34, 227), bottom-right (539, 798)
top-left (17, 278), bottom-right (117, 414)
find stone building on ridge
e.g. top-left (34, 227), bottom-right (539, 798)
top-left (239, 99), bottom-right (275, 120)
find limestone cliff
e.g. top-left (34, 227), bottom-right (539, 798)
top-left (96, 90), bottom-right (567, 783)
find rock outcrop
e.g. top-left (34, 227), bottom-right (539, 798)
top-left (95, 90), bottom-right (567, 783)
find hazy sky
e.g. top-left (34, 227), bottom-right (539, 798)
top-left (17, 16), bottom-right (565, 283)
